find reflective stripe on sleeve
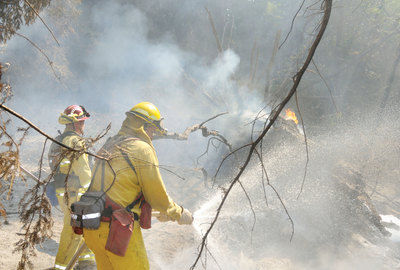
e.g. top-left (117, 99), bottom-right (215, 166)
top-left (71, 212), bottom-right (101, 220)
top-left (59, 160), bottom-right (71, 167)
top-left (57, 192), bottom-right (82, 197)
top-left (79, 254), bottom-right (94, 259)
top-left (82, 183), bottom-right (90, 189)
top-left (54, 264), bottom-right (67, 270)
top-left (79, 253), bottom-right (95, 261)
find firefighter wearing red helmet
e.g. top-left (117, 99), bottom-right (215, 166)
top-left (48, 105), bottom-right (96, 270)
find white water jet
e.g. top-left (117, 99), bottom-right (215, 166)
top-left (193, 192), bottom-right (223, 235)
top-left (191, 191), bottom-right (237, 269)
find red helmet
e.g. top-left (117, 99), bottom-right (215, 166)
top-left (59, 105), bottom-right (90, 124)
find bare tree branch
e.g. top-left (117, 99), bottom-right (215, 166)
top-left (196, 137), bottom-right (227, 166)
top-left (279, 0), bottom-right (306, 49)
top-left (253, 147), bottom-right (294, 240)
top-left (249, 39), bottom-right (259, 87)
top-left (311, 59), bottom-right (339, 113)
top-left (37, 138), bottom-right (48, 180)
top-left (205, 7), bottom-right (223, 53)
top-left (14, 32), bottom-right (61, 82)
top-left (23, 0), bottom-right (60, 46)
top-left (212, 143), bottom-right (252, 183)
top-left (205, 245), bottom-right (223, 270)
top-left (237, 179), bottom-right (256, 233)
top-left (294, 91), bottom-right (309, 199)
top-left (156, 112), bottom-right (232, 153)
top-left (191, 1), bottom-right (332, 268)
top-left (264, 30), bottom-right (281, 100)
top-left (227, 15), bottom-right (235, 49)
top-left (380, 41), bottom-right (400, 109)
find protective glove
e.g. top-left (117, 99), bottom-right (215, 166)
top-left (153, 211), bottom-right (173, 222)
top-left (178, 207), bottom-right (193, 225)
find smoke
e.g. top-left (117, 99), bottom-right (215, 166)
top-left (146, 110), bottom-right (400, 270)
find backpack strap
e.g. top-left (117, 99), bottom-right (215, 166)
top-left (57, 131), bottom-right (77, 142)
top-left (126, 192), bottom-right (143, 211)
top-left (119, 148), bottom-right (137, 176)
top-left (100, 160), bottom-right (105, 192)
top-left (117, 148), bottom-right (144, 211)
top-left (86, 161), bottom-right (101, 191)
top-left (50, 131), bottom-right (79, 172)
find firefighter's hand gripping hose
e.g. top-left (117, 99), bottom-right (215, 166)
top-left (153, 208), bottom-right (194, 224)
top-left (178, 207), bottom-right (194, 225)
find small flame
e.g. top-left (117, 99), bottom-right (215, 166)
top-left (285, 108), bottom-right (298, 124)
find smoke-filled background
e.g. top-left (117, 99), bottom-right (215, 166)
top-left (1, 0), bottom-right (400, 269)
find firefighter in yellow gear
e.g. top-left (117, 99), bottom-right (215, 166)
top-left (48, 105), bottom-right (95, 270)
top-left (83, 102), bottom-right (193, 270)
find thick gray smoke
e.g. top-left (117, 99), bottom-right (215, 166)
top-left (2, 0), bottom-right (269, 167)
top-left (2, 0), bottom-right (400, 269)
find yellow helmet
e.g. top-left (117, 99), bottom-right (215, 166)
top-left (58, 105), bottom-right (90, 125)
top-left (127, 102), bottom-right (167, 135)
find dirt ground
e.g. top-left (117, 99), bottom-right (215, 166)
top-left (0, 213), bottom-right (63, 269)
top-left (0, 209), bottom-right (197, 270)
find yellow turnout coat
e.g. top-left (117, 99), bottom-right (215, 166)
top-left (52, 130), bottom-right (94, 269)
top-left (83, 115), bottom-right (182, 270)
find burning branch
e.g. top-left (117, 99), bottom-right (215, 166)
top-left (190, 0), bottom-right (333, 268)
top-left (284, 108), bottom-right (299, 124)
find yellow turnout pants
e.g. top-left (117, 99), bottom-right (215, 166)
top-left (54, 191), bottom-right (94, 270)
top-left (83, 221), bottom-right (149, 270)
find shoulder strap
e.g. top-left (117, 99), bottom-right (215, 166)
top-left (118, 149), bottom-right (137, 176)
top-left (118, 147), bottom-right (143, 211)
top-left (87, 161), bottom-right (101, 191)
top-left (58, 131), bottom-right (77, 143)
top-left (100, 160), bottom-right (105, 191)
top-left (49, 131), bottom-right (78, 173)
top-left (97, 138), bottom-right (142, 208)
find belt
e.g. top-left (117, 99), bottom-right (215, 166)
top-left (100, 212), bottom-right (139, 222)
top-left (100, 195), bottom-right (139, 222)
